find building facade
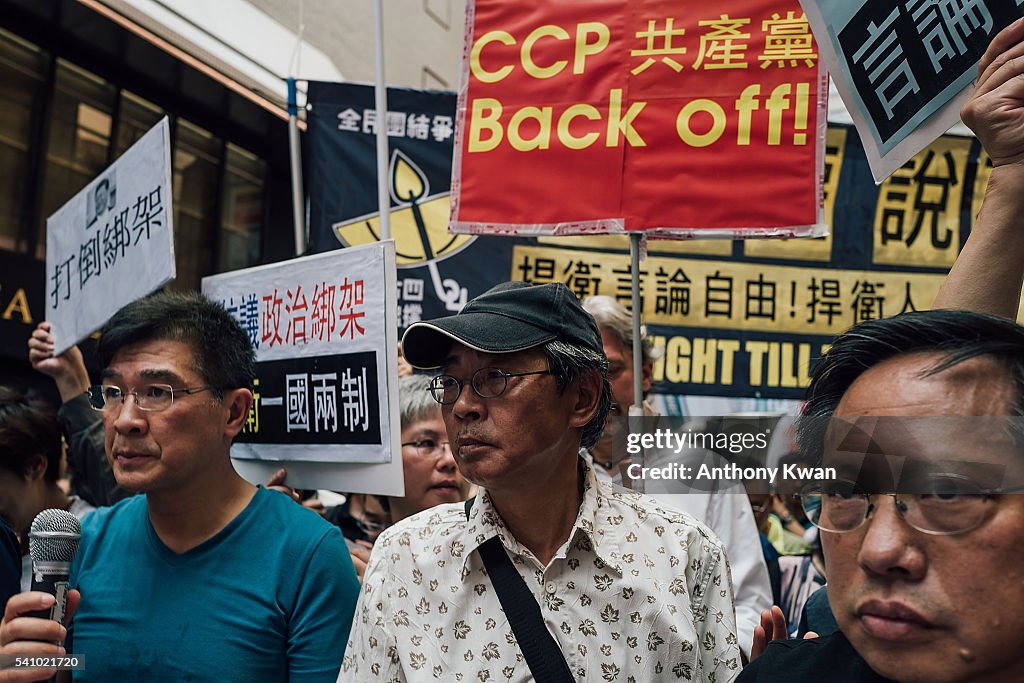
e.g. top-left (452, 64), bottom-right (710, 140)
top-left (0, 0), bottom-right (464, 393)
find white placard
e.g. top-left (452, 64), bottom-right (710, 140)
top-left (45, 117), bottom-right (174, 355)
top-left (203, 241), bottom-right (402, 494)
top-left (800, 0), bottom-right (1020, 183)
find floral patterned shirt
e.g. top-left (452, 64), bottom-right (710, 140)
top-left (341, 458), bottom-right (740, 682)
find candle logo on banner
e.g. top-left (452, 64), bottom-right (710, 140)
top-left (333, 149), bottom-right (475, 266)
top-left (306, 82), bottom-right (471, 311)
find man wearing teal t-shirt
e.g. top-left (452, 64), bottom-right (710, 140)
top-left (1, 292), bottom-right (358, 682)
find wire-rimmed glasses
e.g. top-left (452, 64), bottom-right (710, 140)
top-left (400, 438), bottom-right (453, 458)
top-left (428, 368), bottom-right (554, 405)
top-left (799, 475), bottom-right (1000, 536)
top-left (87, 384), bottom-right (215, 412)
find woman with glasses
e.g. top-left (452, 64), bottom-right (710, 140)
top-left (330, 374), bottom-right (472, 580)
top-left (391, 374), bottom-right (472, 523)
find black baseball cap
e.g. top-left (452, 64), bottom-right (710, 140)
top-left (401, 281), bottom-right (604, 368)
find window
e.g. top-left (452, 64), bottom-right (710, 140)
top-left (0, 29), bottom-right (46, 251)
top-left (0, 28), bottom-right (271, 290)
top-left (422, 66), bottom-right (448, 90)
top-left (38, 59), bottom-right (116, 256)
top-left (172, 118), bottom-right (221, 291)
top-left (219, 143), bottom-right (265, 273)
top-left (114, 90), bottom-right (165, 157)
top-left (424, 0), bottom-right (451, 29)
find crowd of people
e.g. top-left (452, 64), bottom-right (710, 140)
top-left (2, 19), bottom-right (1024, 683)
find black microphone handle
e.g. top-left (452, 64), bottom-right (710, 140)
top-left (28, 561), bottom-right (72, 623)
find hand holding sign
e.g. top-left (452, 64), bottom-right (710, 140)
top-left (27, 322), bottom-right (90, 403)
top-left (961, 18), bottom-right (1024, 168)
top-left (934, 19), bottom-right (1024, 320)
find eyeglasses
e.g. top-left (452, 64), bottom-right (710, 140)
top-left (401, 438), bottom-right (452, 458)
top-left (799, 475), bottom-right (1002, 536)
top-left (428, 368), bottom-right (554, 405)
top-left (87, 383), bottom-right (216, 412)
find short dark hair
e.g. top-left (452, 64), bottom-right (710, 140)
top-left (0, 387), bottom-right (61, 483)
top-left (799, 310), bottom-right (1024, 458)
top-left (541, 340), bottom-right (612, 450)
top-left (97, 291), bottom-right (256, 397)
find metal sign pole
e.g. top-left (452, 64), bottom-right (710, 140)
top-left (629, 232), bottom-right (645, 493)
top-left (287, 77), bottom-right (305, 256)
top-left (373, 0), bottom-right (390, 241)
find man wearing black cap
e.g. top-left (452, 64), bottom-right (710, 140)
top-left (342, 281), bottom-right (741, 682)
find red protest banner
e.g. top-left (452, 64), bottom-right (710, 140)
top-left (450, 0), bottom-right (827, 238)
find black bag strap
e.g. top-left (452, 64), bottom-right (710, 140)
top-left (465, 498), bottom-right (575, 683)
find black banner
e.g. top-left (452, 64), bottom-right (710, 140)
top-left (307, 82), bottom-right (458, 258)
top-left (238, 351), bottom-right (382, 445)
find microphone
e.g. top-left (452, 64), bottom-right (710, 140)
top-left (27, 509), bottom-right (82, 623)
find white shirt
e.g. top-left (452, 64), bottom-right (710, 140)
top-left (341, 457), bottom-right (741, 682)
top-left (585, 448), bottom-right (773, 657)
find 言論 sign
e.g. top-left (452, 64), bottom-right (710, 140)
top-left (450, 0), bottom-right (828, 238)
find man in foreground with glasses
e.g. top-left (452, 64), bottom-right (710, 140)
top-left (741, 20), bottom-right (1024, 683)
top-left (1, 291), bottom-right (359, 682)
top-left (739, 309), bottom-right (1024, 683)
top-left (342, 281), bottom-right (741, 682)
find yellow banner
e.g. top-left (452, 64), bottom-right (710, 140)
top-left (872, 136), bottom-right (972, 269)
top-left (513, 245), bottom-right (945, 335)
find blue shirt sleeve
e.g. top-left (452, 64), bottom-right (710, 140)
top-left (286, 524), bottom-right (360, 682)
